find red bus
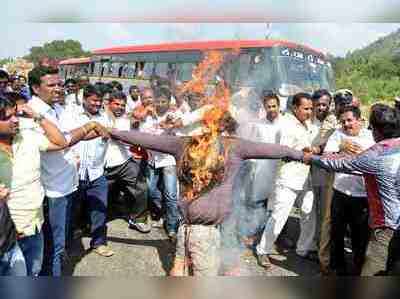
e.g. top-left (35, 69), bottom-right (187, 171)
top-left (58, 40), bottom-right (335, 110)
top-left (59, 57), bottom-right (91, 80)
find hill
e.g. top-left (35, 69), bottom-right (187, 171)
top-left (332, 27), bottom-right (400, 104)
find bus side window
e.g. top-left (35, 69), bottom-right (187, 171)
top-left (142, 62), bottom-right (155, 79)
top-left (90, 62), bottom-right (95, 75)
top-left (155, 63), bottom-right (169, 79)
top-left (137, 62), bottom-right (145, 78)
top-left (110, 62), bottom-right (119, 77)
top-left (93, 62), bottom-right (101, 77)
top-left (236, 53), bottom-right (252, 83)
top-left (167, 63), bottom-right (177, 82)
top-left (118, 63), bottom-right (126, 78)
top-left (101, 62), bottom-right (109, 77)
top-left (127, 62), bottom-right (136, 78)
top-left (177, 62), bottom-right (195, 82)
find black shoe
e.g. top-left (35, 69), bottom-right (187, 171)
top-left (257, 254), bottom-right (272, 269)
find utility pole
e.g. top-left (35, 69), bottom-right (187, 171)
top-left (265, 23), bottom-right (271, 39)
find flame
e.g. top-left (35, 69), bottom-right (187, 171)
top-left (180, 50), bottom-right (239, 201)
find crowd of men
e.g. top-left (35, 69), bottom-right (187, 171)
top-left (0, 65), bottom-right (399, 276)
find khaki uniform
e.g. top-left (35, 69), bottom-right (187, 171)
top-left (313, 113), bottom-right (337, 272)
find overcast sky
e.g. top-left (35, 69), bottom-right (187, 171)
top-left (1, 23), bottom-right (399, 59)
top-left (6, 0), bottom-right (400, 22)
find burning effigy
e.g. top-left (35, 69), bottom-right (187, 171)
top-left (178, 51), bottom-right (233, 202)
top-left (110, 48), bottom-right (305, 276)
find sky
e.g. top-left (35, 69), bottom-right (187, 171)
top-left (3, 0), bottom-right (400, 59)
top-left (6, 0), bottom-right (400, 22)
top-left (1, 23), bottom-right (399, 59)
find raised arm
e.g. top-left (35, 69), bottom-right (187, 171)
top-left (20, 104), bottom-right (68, 147)
top-left (110, 129), bottom-right (184, 157)
top-left (234, 138), bottom-right (304, 161)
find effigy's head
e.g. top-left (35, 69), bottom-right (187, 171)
top-left (177, 50), bottom-right (241, 201)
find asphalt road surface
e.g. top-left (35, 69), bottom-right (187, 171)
top-left (66, 214), bottom-right (321, 276)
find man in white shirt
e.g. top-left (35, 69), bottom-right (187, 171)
top-left (233, 90), bottom-right (280, 247)
top-left (126, 85), bottom-right (141, 115)
top-left (64, 78), bottom-right (81, 108)
top-left (63, 84), bottom-right (114, 258)
top-left (104, 91), bottom-right (149, 233)
top-left (140, 87), bottom-right (179, 241)
top-left (28, 66), bottom-right (109, 276)
top-left (324, 106), bottom-right (375, 275)
top-left (246, 92), bottom-right (282, 235)
top-left (0, 93), bottom-right (72, 276)
top-left (256, 92), bottom-right (319, 269)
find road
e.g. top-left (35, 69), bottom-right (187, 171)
top-left (66, 215), bottom-right (320, 276)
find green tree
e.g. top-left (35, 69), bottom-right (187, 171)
top-left (0, 57), bottom-right (13, 68)
top-left (24, 40), bottom-right (90, 65)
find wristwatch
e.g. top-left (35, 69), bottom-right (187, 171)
top-left (33, 113), bottom-right (45, 124)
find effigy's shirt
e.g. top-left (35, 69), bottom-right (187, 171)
top-left (111, 130), bottom-right (304, 225)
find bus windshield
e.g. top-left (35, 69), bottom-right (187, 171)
top-left (276, 55), bottom-right (335, 95)
top-left (230, 50), bottom-right (276, 90)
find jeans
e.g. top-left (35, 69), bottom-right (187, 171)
top-left (41, 192), bottom-right (75, 276)
top-left (18, 231), bottom-right (44, 276)
top-left (78, 175), bottom-right (108, 248)
top-left (0, 243), bottom-right (27, 276)
top-left (146, 165), bottom-right (179, 233)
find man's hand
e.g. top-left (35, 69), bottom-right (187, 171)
top-left (91, 122), bottom-right (110, 139)
top-left (19, 104), bottom-right (40, 119)
top-left (132, 105), bottom-right (155, 121)
top-left (302, 152), bottom-right (313, 165)
top-left (0, 184), bottom-right (10, 202)
top-left (302, 146), bottom-right (321, 155)
top-left (340, 139), bottom-right (363, 155)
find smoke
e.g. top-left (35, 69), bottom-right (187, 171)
top-left (215, 50), bottom-right (284, 274)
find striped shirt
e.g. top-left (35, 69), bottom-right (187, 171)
top-left (311, 138), bottom-right (400, 230)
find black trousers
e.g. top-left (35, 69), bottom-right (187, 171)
top-left (330, 189), bottom-right (370, 275)
top-left (105, 158), bottom-right (148, 219)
